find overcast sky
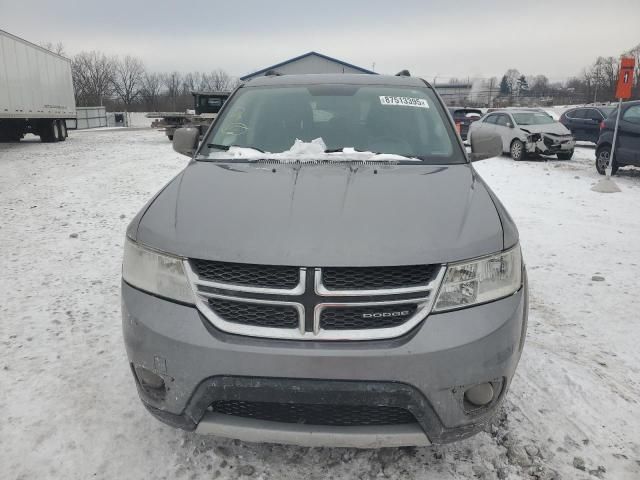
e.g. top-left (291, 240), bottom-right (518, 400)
top-left (2, 0), bottom-right (639, 82)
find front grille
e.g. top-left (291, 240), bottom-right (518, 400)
top-left (320, 304), bottom-right (418, 330)
top-left (191, 260), bottom-right (299, 289)
top-left (322, 265), bottom-right (438, 291)
top-left (210, 400), bottom-right (416, 426)
top-left (207, 298), bottom-right (299, 329)
top-left (189, 260), bottom-right (444, 340)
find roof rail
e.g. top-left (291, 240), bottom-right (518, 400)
top-left (395, 70), bottom-right (411, 77)
top-left (264, 70), bottom-right (282, 77)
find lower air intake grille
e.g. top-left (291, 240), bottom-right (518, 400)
top-left (207, 298), bottom-right (299, 329)
top-left (191, 260), bottom-right (299, 289)
top-left (320, 304), bottom-right (419, 330)
top-left (210, 400), bottom-right (416, 426)
top-left (322, 265), bottom-right (438, 290)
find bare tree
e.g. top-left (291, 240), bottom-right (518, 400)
top-left (161, 71), bottom-right (182, 110)
top-left (140, 72), bottom-right (163, 111)
top-left (530, 75), bottom-right (549, 95)
top-left (198, 72), bottom-right (212, 91)
top-left (112, 55), bottom-right (145, 108)
top-left (181, 72), bottom-right (203, 95)
top-left (39, 41), bottom-right (66, 56)
top-left (72, 51), bottom-right (116, 106)
top-left (208, 69), bottom-right (233, 91)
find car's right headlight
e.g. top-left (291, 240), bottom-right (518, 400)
top-left (433, 245), bottom-right (522, 312)
top-left (122, 238), bottom-right (195, 304)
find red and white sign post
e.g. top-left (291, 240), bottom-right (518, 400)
top-left (593, 57), bottom-right (635, 193)
top-left (606, 58), bottom-right (635, 178)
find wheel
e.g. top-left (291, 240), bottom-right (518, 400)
top-left (40, 120), bottom-right (59, 143)
top-left (57, 120), bottom-right (67, 141)
top-left (510, 139), bottom-right (525, 161)
top-left (557, 150), bottom-right (574, 160)
top-left (595, 146), bottom-right (618, 175)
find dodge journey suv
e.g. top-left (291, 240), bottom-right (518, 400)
top-left (122, 73), bottom-right (528, 447)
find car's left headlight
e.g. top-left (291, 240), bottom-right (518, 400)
top-left (433, 245), bottom-right (522, 312)
top-left (122, 238), bottom-right (195, 304)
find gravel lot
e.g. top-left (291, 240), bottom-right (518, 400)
top-left (1, 128), bottom-right (639, 479)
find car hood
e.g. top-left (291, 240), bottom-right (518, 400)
top-left (135, 161), bottom-right (505, 266)
top-left (520, 122), bottom-right (571, 135)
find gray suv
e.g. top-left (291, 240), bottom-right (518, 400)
top-left (122, 73), bottom-right (528, 448)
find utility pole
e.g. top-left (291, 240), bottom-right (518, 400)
top-left (488, 77), bottom-right (495, 108)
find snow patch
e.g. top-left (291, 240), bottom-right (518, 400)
top-left (209, 138), bottom-right (420, 162)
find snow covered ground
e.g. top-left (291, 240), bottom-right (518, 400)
top-left (1, 129), bottom-right (639, 480)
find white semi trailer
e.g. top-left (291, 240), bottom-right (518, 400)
top-left (0, 29), bottom-right (76, 142)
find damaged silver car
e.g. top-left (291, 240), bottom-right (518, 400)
top-left (470, 109), bottom-right (575, 160)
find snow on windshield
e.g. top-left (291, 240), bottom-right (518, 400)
top-left (204, 138), bottom-right (421, 162)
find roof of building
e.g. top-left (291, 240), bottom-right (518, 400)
top-left (240, 51), bottom-right (377, 81)
top-left (191, 91), bottom-right (231, 96)
top-left (243, 73), bottom-right (428, 88)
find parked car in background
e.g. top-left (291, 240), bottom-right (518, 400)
top-left (468, 109), bottom-right (575, 160)
top-left (122, 73), bottom-right (527, 448)
top-left (447, 107), bottom-right (483, 141)
top-left (595, 100), bottom-right (640, 175)
top-left (560, 106), bottom-right (616, 144)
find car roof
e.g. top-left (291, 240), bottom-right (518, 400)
top-left (567, 106), bottom-right (612, 110)
top-left (243, 73), bottom-right (429, 88)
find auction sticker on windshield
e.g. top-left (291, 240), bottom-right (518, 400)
top-left (379, 96), bottom-right (429, 108)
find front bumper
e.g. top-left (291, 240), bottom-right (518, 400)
top-left (122, 273), bottom-right (528, 446)
top-left (525, 134), bottom-right (575, 155)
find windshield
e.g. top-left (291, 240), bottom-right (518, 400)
top-left (200, 84), bottom-right (464, 164)
top-left (512, 112), bottom-right (556, 126)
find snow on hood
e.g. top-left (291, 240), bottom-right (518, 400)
top-left (203, 138), bottom-right (420, 162)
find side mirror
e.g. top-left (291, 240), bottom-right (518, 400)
top-left (506, 122), bottom-right (514, 128)
top-left (173, 127), bottom-right (200, 157)
top-left (468, 131), bottom-right (502, 162)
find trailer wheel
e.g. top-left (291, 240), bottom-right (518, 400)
top-left (40, 120), bottom-right (59, 143)
top-left (57, 120), bottom-right (67, 141)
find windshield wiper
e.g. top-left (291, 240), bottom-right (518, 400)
top-left (206, 144), bottom-right (265, 153)
top-left (323, 147), bottom-right (368, 153)
top-left (207, 143), bottom-right (230, 151)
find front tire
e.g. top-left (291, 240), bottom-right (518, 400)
top-left (510, 139), bottom-right (525, 161)
top-left (557, 150), bottom-right (574, 160)
top-left (595, 146), bottom-right (618, 175)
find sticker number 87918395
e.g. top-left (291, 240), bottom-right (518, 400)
top-left (379, 96), bottom-right (429, 108)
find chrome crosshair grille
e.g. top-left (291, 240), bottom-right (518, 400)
top-left (184, 261), bottom-right (446, 341)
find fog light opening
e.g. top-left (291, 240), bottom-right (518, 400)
top-left (133, 364), bottom-right (166, 392)
top-left (464, 383), bottom-right (495, 407)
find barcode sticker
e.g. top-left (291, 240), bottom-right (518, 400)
top-left (379, 96), bottom-right (429, 108)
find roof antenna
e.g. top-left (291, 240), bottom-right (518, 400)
top-left (395, 70), bottom-right (411, 77)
